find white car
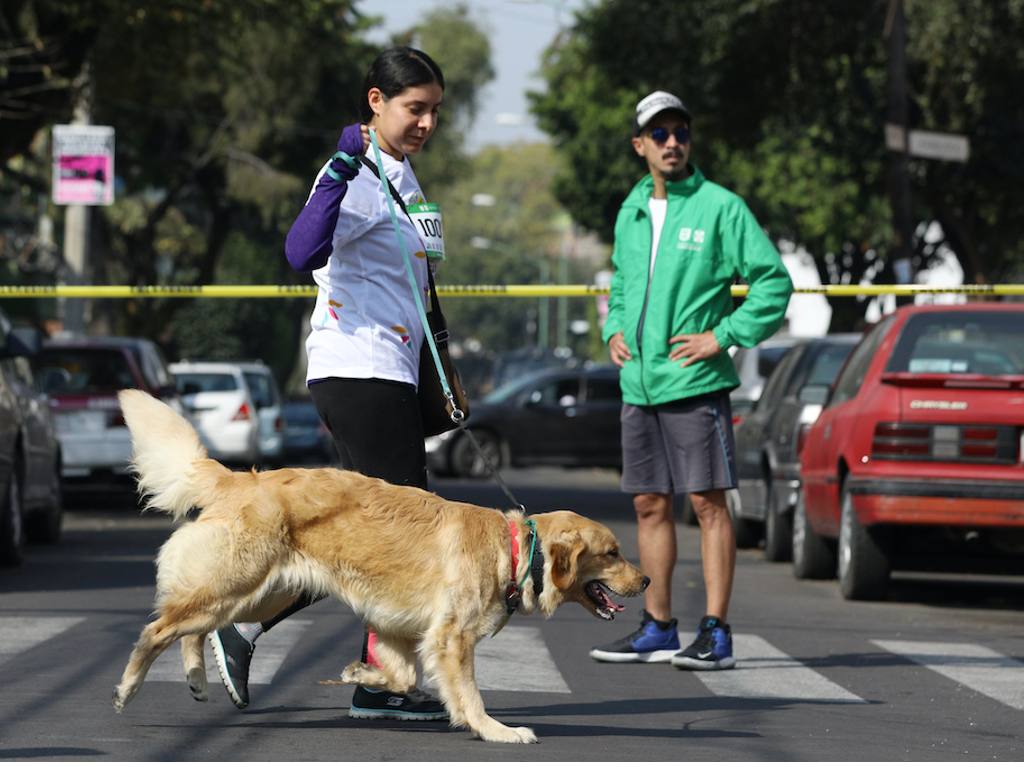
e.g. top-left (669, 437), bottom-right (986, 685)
top-left (235, 362), bottom-right (284, 463)
top-left (169, 362), bottom-right (261, 465)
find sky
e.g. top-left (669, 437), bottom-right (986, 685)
top-left (359, 0), bottom-right (587, 151)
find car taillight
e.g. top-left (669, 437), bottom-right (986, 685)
top-left (871, 422), bottom-right (931, 458)
top-left (274, 416), bottom-right (284, 432)
top-left (872, 421), bottom-right (1018, 463)
top-left (232, 402), bottom-right (252, 421)
top-left (732, 414), bottom-right (744, 426)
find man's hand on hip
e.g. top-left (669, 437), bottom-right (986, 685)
top-left (608, 332), bottom-right (632, 368)
top-left (668, 331), bottom-right (722, 367)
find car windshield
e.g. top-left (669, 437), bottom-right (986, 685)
top-left (806, 343), bottom-right (858, 386)
top-left (34, 348), bottom-right (135, 393)
top-left (483, 371), bottom-right (547, 404)
top-left (757, 345), bottom-right (792, 379)
top-left (175, 372), bottom-right (240, 393)
top-left (886, 312), bottom-right (1024, 375)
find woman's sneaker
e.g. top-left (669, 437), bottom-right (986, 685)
top-left (671, 615), bottom-right (736, 670)
top-left (589, 609), bottom-right (681, 663)
top-left (349, 686), bottom-right (448, 721)
top-left (209, 624), bottom-right (256, 708)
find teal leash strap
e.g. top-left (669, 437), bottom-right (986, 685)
top-left (368, 128), bottom-right (454, 407)
top-left (368, 130), bottom-right (522, 513)
top-left (517, 519), bottom-right (538, 591)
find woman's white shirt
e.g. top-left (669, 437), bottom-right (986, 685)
top-left (304, 150), bottom-right (431, 387)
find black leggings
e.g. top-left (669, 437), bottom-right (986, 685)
top-left (259, 377), bottom-right (426, 635)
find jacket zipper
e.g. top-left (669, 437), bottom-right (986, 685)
top-left (634, 207), bottom-right (655, 403)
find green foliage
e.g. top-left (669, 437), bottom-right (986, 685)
top-left (532, 0), bottom-right (1024, 328)
top-left (395, 4), bottom-right (496, 191)
top-left (428, 142), bottom-right (594, 354)
top-left (2, 0), bottom-right (499, 384)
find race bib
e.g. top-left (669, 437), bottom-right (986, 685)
top-left (408, 202), bottom-right (445, 261)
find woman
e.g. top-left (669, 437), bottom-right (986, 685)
top-left (210, 46), bottom-right (448, 722)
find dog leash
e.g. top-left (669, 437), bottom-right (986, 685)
top-left (367, 128), bottom-right (463, 429)
top-left (367, 128), bottom-right (525, 514)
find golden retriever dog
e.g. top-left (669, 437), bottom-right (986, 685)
top-left (111, 389), bottom-right (648, 743)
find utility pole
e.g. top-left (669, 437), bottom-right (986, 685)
top-left (885, 0), bottom-right (915, 294)
top-left (557, 222), bottom-right (571, 351)
top-left (61, 63), bottom-right (94, 335)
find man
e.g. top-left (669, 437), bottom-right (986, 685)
top-left (589, 91), bottom-right (792, 670)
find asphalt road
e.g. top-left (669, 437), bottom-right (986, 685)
top-left (1, 467), bottom-right (1022, 761)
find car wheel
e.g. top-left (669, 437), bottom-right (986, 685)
top-left (792, 491), bottom-right (834, 579)
top-left (838, 483), bottom-right (890, 600)
top-left (0, 464), bottom-right (25, 567)
top-left (730, 488), bottom-right (761, 549)
top-left (763, 486), bottom-right (793, 562)
top-left (450, 430), bottom-right (502, 478)
top-left (26, 457), bottom-right (63, 544)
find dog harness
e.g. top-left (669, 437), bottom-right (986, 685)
top-left (493, 518), bottom-right (544, 637)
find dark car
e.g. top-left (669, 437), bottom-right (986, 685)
top-left (797, 304), bottom-right (1024, 600)
top-left (731, 334), bottom-right (861, 560)
top-left (426, 364), bottom-right (622, 478)
top-left (281, 398), bottom-right (337, 465)
top-left (0, 312), bottom-right (63, 566)
top-left (730, 337), bottom-right (800, 423)
top-left (31, 336), bottom-right (181, 485)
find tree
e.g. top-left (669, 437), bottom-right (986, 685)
top-left (532, 0), bottom-right (1024, 330)
top-left (390, 4), bottom-right (496, 191)
top-left (429, 141), bottom-right (595, 355)
top-left (2, 2), bottom-right (497, 387)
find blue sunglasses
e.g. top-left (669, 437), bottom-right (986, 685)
top-left (649, 126), bottom-right (690, 145)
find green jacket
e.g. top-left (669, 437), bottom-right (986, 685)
top-left (603, 165), bottom-right (793, 406)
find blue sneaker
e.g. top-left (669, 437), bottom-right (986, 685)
top-left (589, 610), bottom-right (681, 663)
top-left (671, 615), bottom-right (736, 670)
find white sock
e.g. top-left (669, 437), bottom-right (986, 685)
top-left (234, 622), bottom-right (264, 643)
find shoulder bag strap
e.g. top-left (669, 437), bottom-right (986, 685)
top-left (363, 132), bottom-right (460, 423)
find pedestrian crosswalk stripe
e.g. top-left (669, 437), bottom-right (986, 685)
top-left (871, 639), bottom-right (1024, 711)
top-left (148, 621), bottom-right (312, 685)
top-left (475, 626), bottom-right (570, 693)
top-left (145, 622), bottom-right (570, 694)
top-left (0, 617), bottom-right (85, 667)
top-left (693, 634), bottom-right (864, 702)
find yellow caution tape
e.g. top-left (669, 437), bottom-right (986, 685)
top-left (1, 284), bottom-right (1023, 299)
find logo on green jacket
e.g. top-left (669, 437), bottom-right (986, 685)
top-left (677, 227), bottom-right (706, 252)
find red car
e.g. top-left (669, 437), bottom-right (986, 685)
top-left (794, 304), bottom-right (1024, 600)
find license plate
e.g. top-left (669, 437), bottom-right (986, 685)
top-left (56, 411), bottom-right (106, 434)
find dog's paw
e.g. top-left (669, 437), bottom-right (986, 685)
top-left (478, 724), bottom-right (538, 744)
top-left (187, 668), bottom-right (208, 702)
top-left (112, 687), bottom-right (126, 713)
top-left (340, 661), bottom-right (390, 689)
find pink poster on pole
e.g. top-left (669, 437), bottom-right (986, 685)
top-left (52, 125), bottom-right (115, 206)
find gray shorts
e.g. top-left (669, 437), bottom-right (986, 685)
top-left (620, 390), bottom-right (737, 495)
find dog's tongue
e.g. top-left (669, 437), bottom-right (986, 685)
top-left (592, 582), bottom-right (625, 612)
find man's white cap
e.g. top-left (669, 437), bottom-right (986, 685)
top-left (634, 90), bottom-right (691, 133)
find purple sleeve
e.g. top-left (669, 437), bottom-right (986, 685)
top-left (284, 175), bottom-right (349, 272)
top-left (285, 123), bottom-right (366, 273)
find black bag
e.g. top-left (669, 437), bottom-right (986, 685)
top-left (418, 268), bottom-right (471, 437)
top-left (360, 157), bottom-right (470, 436)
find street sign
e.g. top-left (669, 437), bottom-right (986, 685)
top-left (908, 130), bottom-right (970, 162)
top-left (884, 123), bottom-right (970, 163)
top-left (52, 124), bottom-right (115, 205)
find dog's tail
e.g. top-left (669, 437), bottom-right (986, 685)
top-left (118, 389), bottom-right (228, 522)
